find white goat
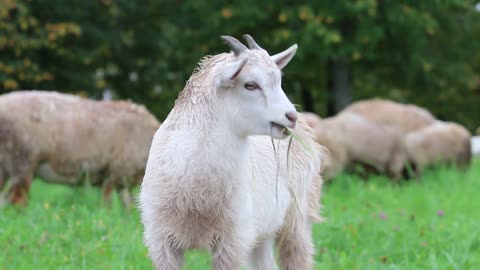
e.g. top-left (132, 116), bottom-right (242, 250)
top-left (139, 35), bottom-right (325, 270)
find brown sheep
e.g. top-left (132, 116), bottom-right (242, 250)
top-left (405, 121), bottom-right (471, 173)
top-left (0, 90), bottom-right (160, 208)
top-left (301, 111), bottom-right (322, 129)
top-left (341, 99), bottom-right (436, 134)
top-left (313, 112), bottom-right (408, 179)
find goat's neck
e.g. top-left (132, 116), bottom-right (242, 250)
top-left (195, 117), bottom-right (249, 169)
top-left (166, 99), bottom-right (252, 181)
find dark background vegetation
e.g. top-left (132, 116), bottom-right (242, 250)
top-left (1, 0), bottom-right (479, 130)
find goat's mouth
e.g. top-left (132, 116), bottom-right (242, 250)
top-left (270, 122), bottom-right (291, 136)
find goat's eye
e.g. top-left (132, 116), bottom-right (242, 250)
top-left (244, 82), bottom-right (259, 91)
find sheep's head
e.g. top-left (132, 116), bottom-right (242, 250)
top-left (217, 34), bottom-right (298, 140)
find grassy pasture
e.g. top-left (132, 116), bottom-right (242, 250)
top-left (1, 159), bottom-right (479, 269)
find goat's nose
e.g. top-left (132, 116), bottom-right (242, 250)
top-left (285, 111), bottom-right (298, 126)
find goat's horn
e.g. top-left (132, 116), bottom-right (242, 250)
top-left (243, 34), bottom-right (261, 50)
top-left (221, 35), bottom-right (247, 56)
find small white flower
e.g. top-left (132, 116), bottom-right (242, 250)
top-left (95, 69), bottom-right (104, 79)
top-left (129, 72), bottom-right (139, 82)
top-left (153, 84), bottom-right (163, 94)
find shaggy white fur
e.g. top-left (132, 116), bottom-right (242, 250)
top-left (139, 35), bottom-right (325, 270)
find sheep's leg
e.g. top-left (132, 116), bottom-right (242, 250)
top-left (277, 213), bottom-right (314, 270)
top-left (388, 154), bottom-right (407, 181)
top-left (0, 174), bottom-right (6, 207)
top-left (8, 175), bottom-right (32, 206)
top-left (102, 179), bottom-right (115, 207)
top-left (246, 239), bottom-right (277, 270)
top-left (118, 176), bottom-right (134, 211)
top-left (119, 188), bottom-right (133, 211)
top-left (6, 157), bottom-right (35, 206)
top-left (0, 172), bottom-right (5, 194)
top-left (408, 163), bottom-right (422, 180)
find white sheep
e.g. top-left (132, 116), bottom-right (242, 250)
top-left (341, 99), bottom-right (436, 134)
top-left (472, 136), bottom-right (480, 156)
top-left (0, 91), bottom-right (160, 208)
top-left (139, 35), bottom-right (325, 270)
top-left (405, 121), bottom-right (471, 173)
top-left (301, 111), bottom-right (322, 129)
top-left (313, 112), bottom-right (408, 179)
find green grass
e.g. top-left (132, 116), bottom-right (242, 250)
top-left (1, 159), bottom-right (480, 270)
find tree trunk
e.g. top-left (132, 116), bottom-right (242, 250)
top-left (327, 58), bottom-right (352, 115)
top-left (301, 87), bottom-right (313, 112)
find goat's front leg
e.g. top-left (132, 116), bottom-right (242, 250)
top-left (212, 223), bottom-right (255, 270)
top-left (245, 239), bottom-right (278, 270)
top-left (145, 232), bottom-right (185, 270)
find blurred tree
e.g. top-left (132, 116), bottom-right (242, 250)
top-left (353, 0), bottom-right (480, 129)
top-left (1, 0), bottom-right (479, 130)
top-left (0, 0), bottom-right (80, 92)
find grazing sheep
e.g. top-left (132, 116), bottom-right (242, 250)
top-left (311, 128), bottom-right (348, 180)
top-left (0, 91), bottom-right (160, 208)
top-left (301, 112), bottom-right (322, 129)
top-left (139, 35), bottom-right (325, 270)
top-left (341, 99), bottom-right (436, 134)
top-left (405, 121), bottom-right (472, 172)
top-left (313, 112), bottom-right (408, 179)
top-left (472, 136), bottom-right (480, 156)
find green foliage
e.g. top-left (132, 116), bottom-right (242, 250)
top-left (352, 0), bottom-right (480, 130)
top-left (0, 0), bottom-right (80, 91)
top-left (1, 160), bottom-right (479, 269)
top-left (0, 0), bottom-right (479, 129)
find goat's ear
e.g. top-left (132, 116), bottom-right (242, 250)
top-left (216, 58), bottom-right (248, 88)
top-left (227, 58), bottom-right (248, 80)
top-left (271, 44), bottom-right (298, 70)
top-left (218, 58), bottom-right (248, 87)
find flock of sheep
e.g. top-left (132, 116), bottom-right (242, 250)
top-left (0, 34), bottom-right (478, 269)
top-left (305, 99), bottom-right (474, 180)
